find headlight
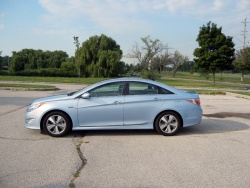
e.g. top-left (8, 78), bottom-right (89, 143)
top-left (27, 102), bottom-right (46, 112)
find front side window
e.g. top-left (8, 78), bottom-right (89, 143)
top-left (89, 82), bottom-right (125, 97)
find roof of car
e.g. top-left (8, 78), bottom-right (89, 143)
top-left (94, 77), bottom-right (180, 92)
top-left (102, 77), bottom-right (156, 83)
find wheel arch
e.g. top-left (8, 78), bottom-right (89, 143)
top-left (40, 110), bottom-right (73, 131)
top-left (153, 110), bottom-right (183, 129)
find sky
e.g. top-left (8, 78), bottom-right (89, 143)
top-left (0, 0), bottom-right (250, 64)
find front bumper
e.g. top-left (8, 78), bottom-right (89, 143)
top-left (25, 110), bottom-right (43, 130)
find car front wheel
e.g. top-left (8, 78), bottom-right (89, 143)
top-left (43, 111), bottom-right (71, 137)
top-left (155, 111), bottom-right (181, 136)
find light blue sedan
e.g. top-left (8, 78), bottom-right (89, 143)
top-left (25, 78), bottom-right (202, 137)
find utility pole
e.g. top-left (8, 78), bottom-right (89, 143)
top-left (241, 17), bottom-right (248, 49)
top-left (239, 18), bottom-right (249, 82)
top-left (165, 43), bottom-right (173, 55)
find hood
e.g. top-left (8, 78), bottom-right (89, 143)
top-left (32, 93), bottom-right (70, 104)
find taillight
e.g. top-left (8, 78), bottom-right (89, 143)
top-left (187, 99), bottom-right (200, 105)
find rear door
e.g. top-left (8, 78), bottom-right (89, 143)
top-left (123, 82), bottom-right (164, 126)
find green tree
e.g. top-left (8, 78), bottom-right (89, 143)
top-left (233, 47), bottom-right (250, 81)
top-left (37, 50), bottom-right (46, 69)
top-left (0, 51), bottom-right (2, 70)
top-left (133, 63), bottom-right (143, 72)
top-left (117, 61), bottom-right (126, 76)
top-left (9, 49), bottom-right (69, 73)
top-left (178, 61), bottom-right (195, 72)
top-left (61, 62), bottom-right (75, 72)
top-left (124, 63), bottom-right (133, 73)
top-left (61, 57), bottom-right (76, 72)
top-left (78, 34), bottom-right (123, 77)
top-left (193, 21), bottom-right (235, 84)
top-left (48, 50), bottom-right (68, 68)
top-left (9, 51), bottom-right (26, 72)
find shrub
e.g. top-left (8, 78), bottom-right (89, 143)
top-left (0, 70), bottom-right (10, 75)
top-left (15, 68), bottom-right (78, 77)
top-left (141, 70), bottom-right (161, 80)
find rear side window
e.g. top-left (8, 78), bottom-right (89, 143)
top-left (158, 87), bottom-right (174, 94)
top-left (128, 82), bottom-right (173, 95)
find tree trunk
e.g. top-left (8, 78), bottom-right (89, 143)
top-left (241, 70), bottom-right (244, 82)
top-left (173, 70), bottom-right (176, 77)
top-left (212, 70), bottom-right (216, 85)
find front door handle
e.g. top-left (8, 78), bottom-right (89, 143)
top-left (113, 101), bottom-right (122, 104)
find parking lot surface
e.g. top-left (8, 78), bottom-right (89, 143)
top-left (0, 86), bottom-right (250, 188)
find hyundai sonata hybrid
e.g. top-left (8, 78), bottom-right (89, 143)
top-left (25, 78), bottom-right (202, 137)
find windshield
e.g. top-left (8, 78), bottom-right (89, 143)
top-left (71, 82), bottom-right (103, 96)
top-left (67, 91), bottom-right (77, 96)
top-left (71, 79), bottom-right (113, 97)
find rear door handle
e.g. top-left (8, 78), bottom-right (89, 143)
top-left (154, 98), bottom-right (164, 101)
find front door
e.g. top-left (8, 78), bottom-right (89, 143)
top-left (77, 82), bottom-right (125, 127)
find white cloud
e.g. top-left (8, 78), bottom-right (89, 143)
top-left (37, 0), bottom-right (250, 36)
top-left (32, 28), bottom-right (77, 36)
top-left (211, 0), bottom-right (224, 11)
top-left (0, 12), bottom-right (5, 30)
top-left (163, 0), bottom-right (196, 13)
top-left (236, 0), bottom-right (250, 11)
top-left (38, 0), bottom-right (151, 34)
top-left (38, 0), bottom-right (236, 20)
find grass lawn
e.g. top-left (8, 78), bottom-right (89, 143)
top-left (0, 74), bottom-right (249, 95)
top-left (161, 71), bottom-right (250, 84)
top-left (158, 79), bottom-right (243, 90)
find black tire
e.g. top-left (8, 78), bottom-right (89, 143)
top-left (43, 111), bottom-right (71, 137)
top-left (155, 111), bottom-right (181, 136)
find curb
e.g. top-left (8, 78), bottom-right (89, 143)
top-left (226, 92), bottom-right (250, 100)
top-left (0, 87), bottom-right (59, 91)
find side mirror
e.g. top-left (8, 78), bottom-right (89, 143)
top-left (81, 92), bottom-right (90, 99)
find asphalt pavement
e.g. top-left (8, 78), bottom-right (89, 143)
top-left (0, 85), bottom-right (250, 188)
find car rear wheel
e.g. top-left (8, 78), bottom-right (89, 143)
top-left (155, 111), bottom-right (181, 136)
top-left (43, 111), bottom-right (71, 137)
